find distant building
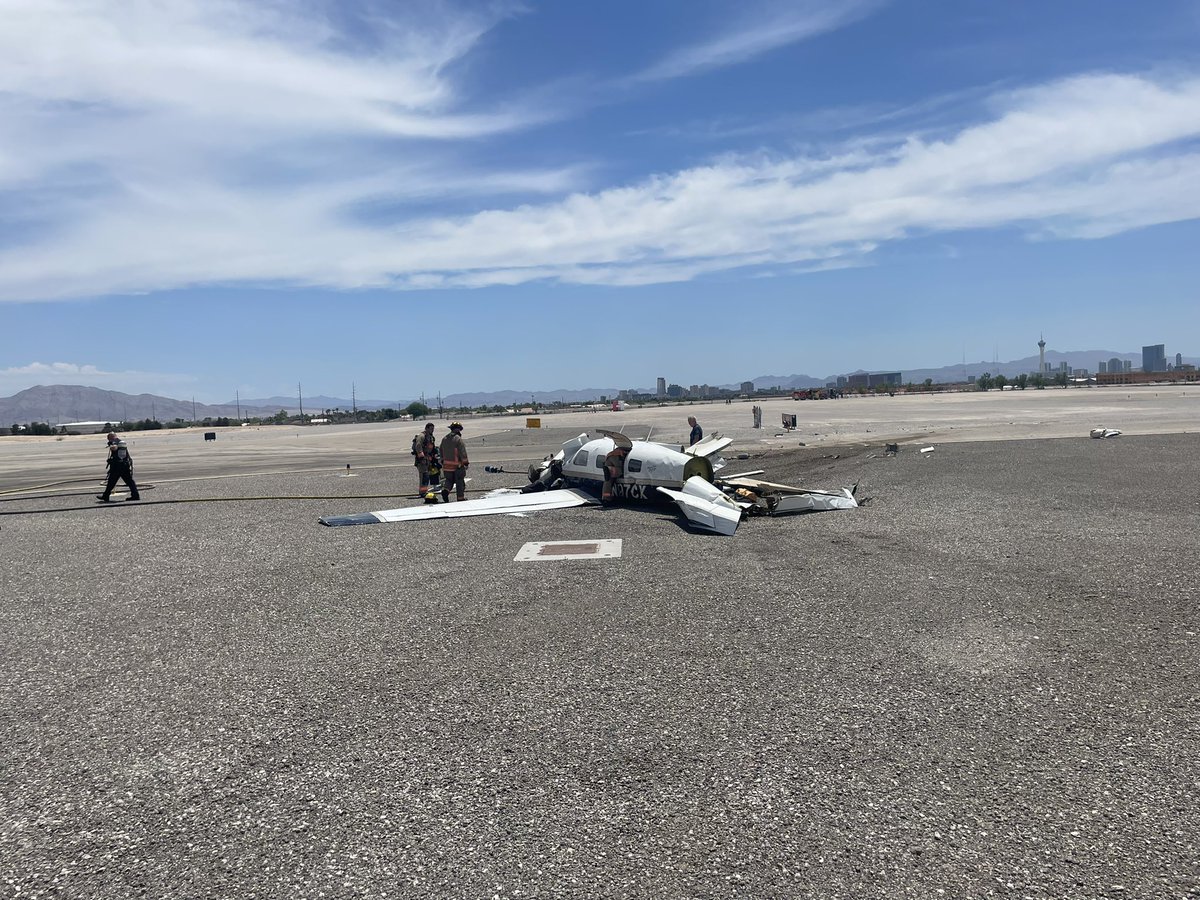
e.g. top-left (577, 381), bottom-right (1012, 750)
top-left (1176, 352), bottom-right (1183, 369)
top-left (667, 383), bottom-right (684, 398)
top-left (847, 372), bottom-right (902, 389)
top-left (1107, 357), bottom-right (1124, 375)
top-left (740, 381), bottom-right (754, 394)
top-left (1098, 369), bottom-right (1199, 385)
top-left (836, 376), bottom-right (848, 388)
top-left (1142, 344), bottom-right (1167, 373)
top-left (1099, 361), bottom-right (1107, 373)
top-left (1124, 360), bottom-right (1132, 373)
top-left (656, 377), bottom-right (666, 397)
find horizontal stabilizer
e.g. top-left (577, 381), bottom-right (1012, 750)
top-left (685, 435), bottom-right (732, 458)
top-left (656, 476), bottom-right (743, 536)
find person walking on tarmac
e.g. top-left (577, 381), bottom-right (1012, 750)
top-left (97, 435), bottom-right (140, 502)
top-left (687, 415), bottom-right (703, 446)
top-left (413, 422), bottom-right (438, 497)
top-left (439, 421), bottom-right (469, 502)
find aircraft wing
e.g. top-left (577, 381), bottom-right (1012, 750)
top-left (720, 475), bottom-right (848, 497)
top-left (769, 488), bottom-right (858, 513)
top-left (685, 435), bottom-right (732, 457)
top-left (656, 476), bottom-right (744, 536)
top-left (320, 489), bottom-right (596, 526)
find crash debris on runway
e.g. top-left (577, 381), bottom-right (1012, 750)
top-left (320, 430), bottom-right (858, 536)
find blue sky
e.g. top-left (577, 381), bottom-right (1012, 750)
top-left (2, 0), bottom-right (1199, 403)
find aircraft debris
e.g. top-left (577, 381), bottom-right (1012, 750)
top-left (319, 488), bottom-right (595, 526)
top-left (920, 446), bottom-right (935, 454)
top-left (320, 430), bottom-right (857, 534)
top-left (1090, 427), bottom-right (1122, 439)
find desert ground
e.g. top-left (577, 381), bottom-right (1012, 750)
top-left (1, 385), bottom-right (1197, 898)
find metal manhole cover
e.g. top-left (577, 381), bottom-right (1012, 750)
top-left (514, 539), bottom-right (622, 561)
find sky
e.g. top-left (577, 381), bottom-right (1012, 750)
top-left (2, 0), bottom-right (1199, 403)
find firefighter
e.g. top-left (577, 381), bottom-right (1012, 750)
top-left (439, 421), bottom-right (469, 502)
top-left (97, 436), bottom-right (140, 502)
top-left (412, 422), bottom-right (437, 497)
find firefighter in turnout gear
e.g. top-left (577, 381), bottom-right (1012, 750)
top-left (439, 422), bottom-right (469, 502)
top-left (413, 422), bottom-right (438, 497)
top-left (97, 436), bottom-right (140, 502)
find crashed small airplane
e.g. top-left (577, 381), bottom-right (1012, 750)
top-left (319, 429), bottom-right (859, 535)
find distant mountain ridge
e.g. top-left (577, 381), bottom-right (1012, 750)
top-left (4, 349), bottom-right (1194, 423)
top-left (0, 385), bottom-right (278, 425)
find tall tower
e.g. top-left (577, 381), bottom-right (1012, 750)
top-left (1038, 334), bottom-right (1046, 374)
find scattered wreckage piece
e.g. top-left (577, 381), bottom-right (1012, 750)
top-left (319, 488), bottom-right (595, 526)
top-left (718, 475), bottom-right (860, 516)
top-left (1090, 427), bottom-right (1122, 439)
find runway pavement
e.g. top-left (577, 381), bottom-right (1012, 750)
top-left (1, 388), bottom-right (1197, 898)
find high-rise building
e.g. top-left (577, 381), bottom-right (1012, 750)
top-left (1142, 344), bottom-right (1167, 373)
top-left (740, 381), bottom-right (754, 394)
top-left (1038, 334), bottom-right (1046, 375)
top-left (656, 377), bottom-right (666, 397)
top-left (1177, 353), bottom-right (1184, 369)
top-left (1108, 357), bottom-right (1123, 374)
top-left (1099, 361), bottom-right (1108, 373)
top-left (1124, 360), bottom-right (1132, 373)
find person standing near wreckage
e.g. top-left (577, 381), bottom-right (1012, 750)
top-left (97, 435), bottom-right (140, 503)
top-left (439, 421), bottom-right (469, 503)
top-left (413, 422), bottom-right (437, 497)
top-left (688, 416), bottom-right (703, 446)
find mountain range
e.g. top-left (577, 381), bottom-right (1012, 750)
top-left (2, 349), bottom-right (1192, 424)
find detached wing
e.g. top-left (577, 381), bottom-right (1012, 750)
top-left (320, 489), bottom-right (596, 526)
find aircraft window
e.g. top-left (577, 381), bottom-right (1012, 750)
top-left (627, 458), bottom-right (642, 473)
top-left (596, 454), bottom-right (606, 469)
top-left (572, 449), bottom-right (590, 467)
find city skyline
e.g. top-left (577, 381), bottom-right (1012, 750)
top-left (3, 1), bottom-right (1199, 402)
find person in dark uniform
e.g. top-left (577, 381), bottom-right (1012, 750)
top-left (98, 437), bottom-right (140, 502)
top-left (439, 422), bottom-right (469, 502)
top-left (688, 416), bottom-right (703, 446)
top-left (413, 422), bottom-right (437, 497)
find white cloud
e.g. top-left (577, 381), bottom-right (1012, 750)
top-left (0, 2), bottom-right (1199, 302)
top-left (631, 0), bottom-right (887, 83)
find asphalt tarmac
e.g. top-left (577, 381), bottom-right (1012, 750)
top-left (1, 389), bottom-right (1197, 898)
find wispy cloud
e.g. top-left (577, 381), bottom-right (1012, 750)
top-left (1, 2), bottom-right (1199, 303)
top-left (630, 0), bottom-right (887, 83)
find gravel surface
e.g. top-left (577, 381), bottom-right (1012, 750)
top-left (1, 431), bottom-right (1197, 899)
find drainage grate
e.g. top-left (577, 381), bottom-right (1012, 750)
top-left (514, 539), bottom-right (623, 561)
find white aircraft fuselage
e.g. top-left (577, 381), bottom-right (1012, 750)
top-left (556, 431), bottom-right (716, 503)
